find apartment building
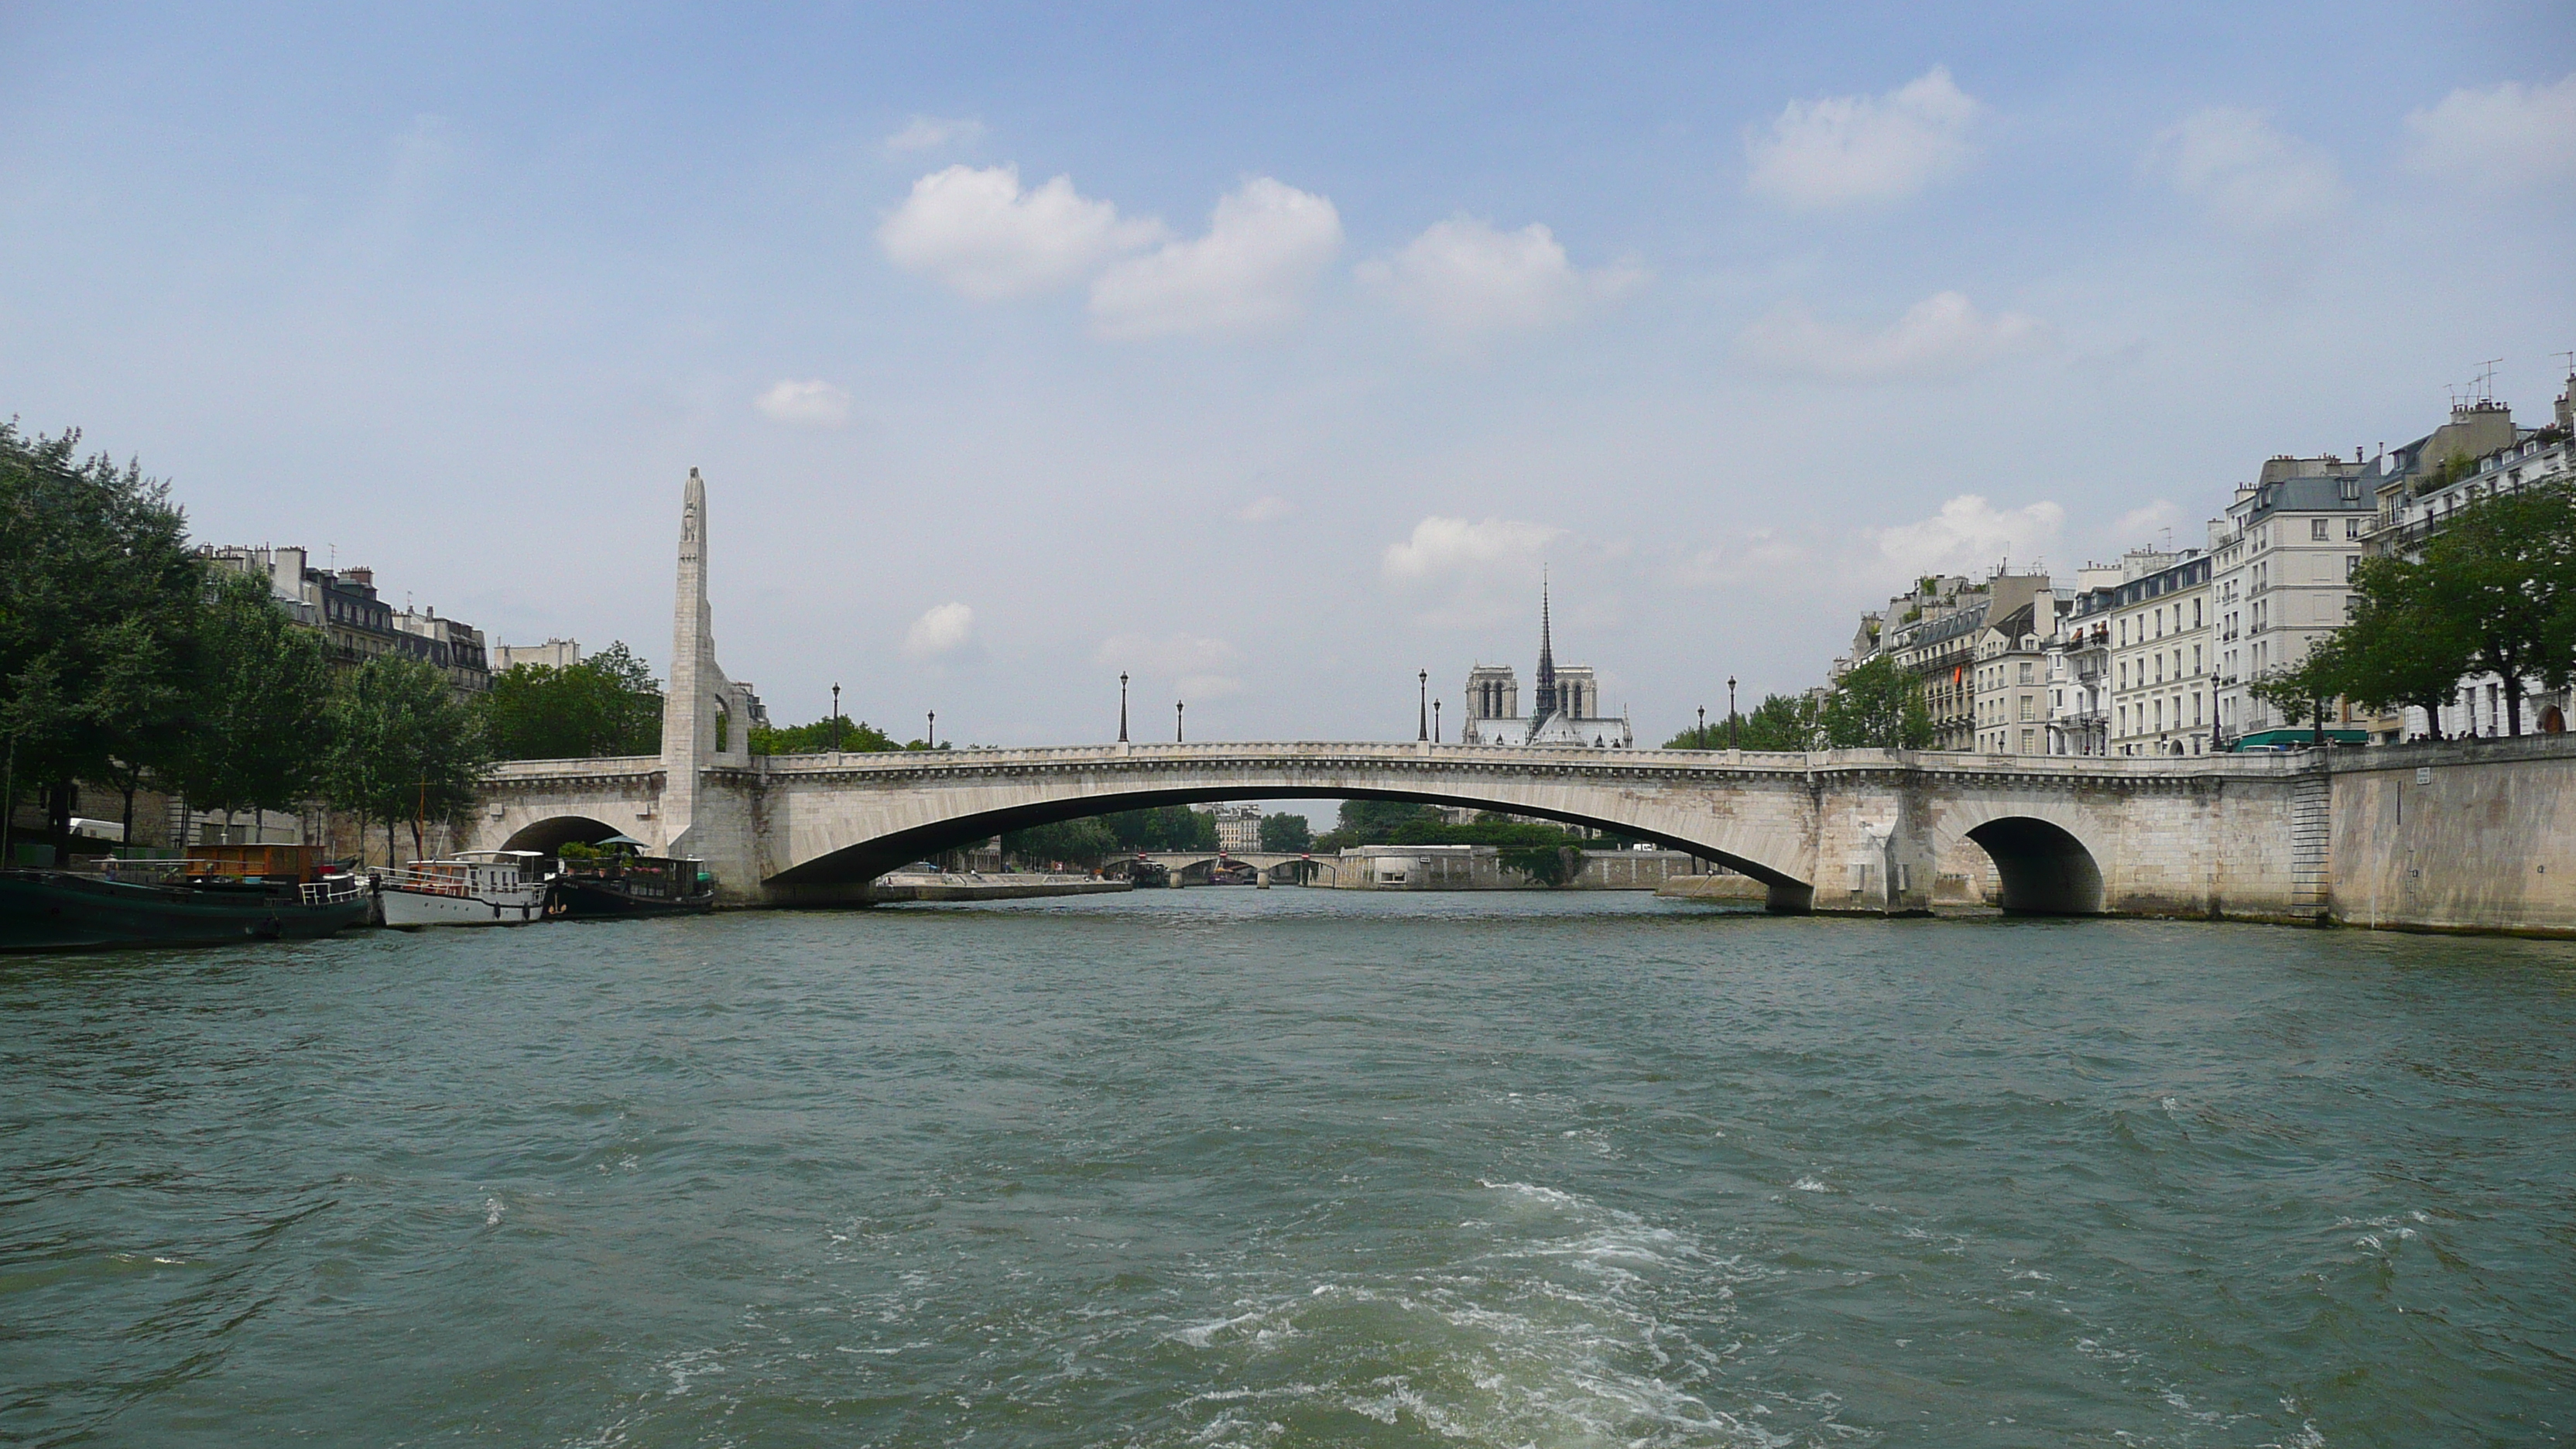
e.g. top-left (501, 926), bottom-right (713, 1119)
top-left (2211, 455), bottom-right (2376, 743)
top-left (1971, 601), bottom-right (2055, 756)
top-left (2107, 550), bottom-right (2214, 755)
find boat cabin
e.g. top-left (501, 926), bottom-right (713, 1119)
top-left (183, 843), bottom-right (334, 884)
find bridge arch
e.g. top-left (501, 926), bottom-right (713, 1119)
top-left (1961, 816), bottom-right (2105, 916)
top-left (760, 773), bottom-right (1813, 906)
top-left (500, 814), bottom-right (629, 855)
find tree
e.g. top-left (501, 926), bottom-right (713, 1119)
top-left (1099, 805), bottom-right (1216, 852)
top-left (2413, 484), bottom-right (2576, 737)
top-left (166, 571), bottom-right (336, 834)
top-left (748, 713), bottom-right (903, 755)
top-left (1661, 694), bottom-right (1817, 751)
top-left (0, 424), bottom-right (202, 850)
top-left (2304, 556), bottom-right (2472, 740)
top-left (1001, 816), bottom-right (1118, 868)
top-left (478, 642), bottom-right (663, 759)
top-left (1258, 811), bottom-right (1314, 852)
top-left (1820, 656), bottom-right (1933, 750)
top-left (328, 655), bottom-right (491, 861)
top-left (1311, 799), bottom-right (1442, 851)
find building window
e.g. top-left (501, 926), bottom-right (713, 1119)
top-left (2193, 599), bottom-right (2202, 628)
top-left (2312, 518), bottom-right (2330, 540)
top-left (2345, 517), bottom-right (2360, 539)
top-left (2018, 662), bottom-right (2033, 684)
top-left (2345, 554), bottom-right (2358, 579)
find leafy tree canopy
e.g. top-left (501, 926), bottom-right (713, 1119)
top-left (1257, 811), bottom-right (1314, 852)
top-left (327, 653), bottom-right (492, 855)
top-left (167, 571), bottom-right (337, 817)
top-left (1662, 693), bottom-right (1818, 752)
top-left (1820, 656), bottom-right (1934, 750)
top-left (479, 642), bottom-right (663, 759)
top-left (748, 713), bottom-right (903, 755)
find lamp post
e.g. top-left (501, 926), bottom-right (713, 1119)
top-left (1418, 670), bottom-right (1428, 742)
top-left (927, 710), bottom-right (936, 750)
top-left (1176, 699), bottom-right (1184, 742)
top-left (831, 683), bottom-right (841, 753)
top-left (1434, 698), bottom-right (1442, 742)
top-left (1727, 676), bottom-right (1738, 747)
top-left (1118, 673), bottom-right (1129, 743)
top-left (1697, 705), bottom-right (1707, 750)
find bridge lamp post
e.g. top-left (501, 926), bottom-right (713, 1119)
top-left (1418, 670), bottom-right (1428, 742)
top-left (831, 683), bottom-right (841, 753)
top-left (1728, 677), bottom-right (1738, 748)
top-left (927, 710), bottom-right (936, 750)
top-left (1118, 673), bottom-right (1129, 743)
top-left (1176, 699), bottom-right (1184, 742)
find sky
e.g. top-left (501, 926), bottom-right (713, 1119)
top-left (5, 2), bottom-right (2574, 772)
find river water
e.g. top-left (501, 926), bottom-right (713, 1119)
top-left (3, 890), bottom-right (2571, 1446)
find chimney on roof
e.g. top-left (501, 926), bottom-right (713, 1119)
top-left (345, 567), bottom-right (373, 587)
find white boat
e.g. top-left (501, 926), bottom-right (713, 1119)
top-left (379, 850), bottom-right (552, 928)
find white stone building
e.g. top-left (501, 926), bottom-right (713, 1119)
top-left (2212, 456), bottom-right (2376, 745)
top-left (2109, 550), bottom-right (2216, 756)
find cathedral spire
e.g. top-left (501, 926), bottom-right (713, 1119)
top-left (1533, 570), bottom-right (1559, 721)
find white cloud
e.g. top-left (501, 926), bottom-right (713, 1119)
top-left (1235, 494), bottom-right (1293, 523)
top-left (1736, 291), bottom-right (2043, 380)
top-left (1382, 516), bottom-right (1564, 582)
top-left (1745, 67), bottom-right (1981, 209)
top-left (902, 601), bottom-right (977, 659)
top-left (1356, 216), bottom-right (1643, 334)
top-left (1094, 632), bottom-right (1243, 699)
top-left (883, 115), bottom-right (987, 155)
top-left (1672, 531), bottom-right (1810, 588)
top-left (2403, 74), bottom-right (2576, 190)
top-left (2112, 501), bottom-right (2180, 543)
top-left (1871, 495), bottom-right (2065, 578)
top-left (1089, 178), bottom-right (1341, 338)
top-left (754, 378), bottom-right (851, 427)
top-left (878, 164), bottom-right (1164, 300)
top-left (2143, 108), bottom-right (2346, 234)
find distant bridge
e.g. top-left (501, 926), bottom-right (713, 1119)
top-left (456, 470), bottom-right (2331, 918)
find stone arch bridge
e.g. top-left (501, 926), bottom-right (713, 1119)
top-left (465, 741), bottom-right (2324, 917)
top-left (457, 470), bottom-right (2327, 919)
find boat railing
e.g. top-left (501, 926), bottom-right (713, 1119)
top-left (300, 876), bottom-right (366, 905)
top-left (382, 867), bottom-right (479, 897)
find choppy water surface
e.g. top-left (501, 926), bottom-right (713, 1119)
top-left (5, 891), bottom-right (2574, 1447)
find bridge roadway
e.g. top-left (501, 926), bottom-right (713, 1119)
top-left (464, 739), bottom-right (2324, 918)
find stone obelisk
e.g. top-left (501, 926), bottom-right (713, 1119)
top-left (660, 468), bottom-right (713, 855)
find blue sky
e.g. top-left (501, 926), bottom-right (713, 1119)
top-left (4, 2), bottom-right (2572, 755)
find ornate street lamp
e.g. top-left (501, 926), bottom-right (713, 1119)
top-left (1697, 705), bottom-right (1707, 750)
top-left (831, 683), bottom-right (841, 753)
top-left (927, 709), bottom-right (936, 750)
top-left (1434, 698), bottom-right (1442, 742)
top-left (1418, 670), bottom-right (1428, 741)
top-left (1176, 699), bottom-right (1185, 742)
top-left (1727, 676), bottom-right (1738, 747)
top-left (1118, 673), bottom-right (1129, 743)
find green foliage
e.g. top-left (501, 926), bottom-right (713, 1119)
top-left (1311, 799), bottom-right (1444, 851)
top-left (1257, 810), bottom-right (1314, 852)
top-left (1099, 804), bottom-right (1216, 852)
top-left (327, 654), bottom-right (492, 855)
top-left (0, 423), bottom-right (204, 837)
top-left (478, 642), bottom-right (663, 759)
top-left (1661, 693), bottom-right (1817, 751)
top-left (1820, 656), bottom-right (1933, 750)
top-left (2300, 483), bottom-right (2576, 739)
top-left (2414, 451), bottom-right (2476, 496)
top-left (748, 713), bottom-right (903, 755)
top-left (1001, 816), bottom-right (1119, 867)
top-left (166, 571), bottom-right (337, 817)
